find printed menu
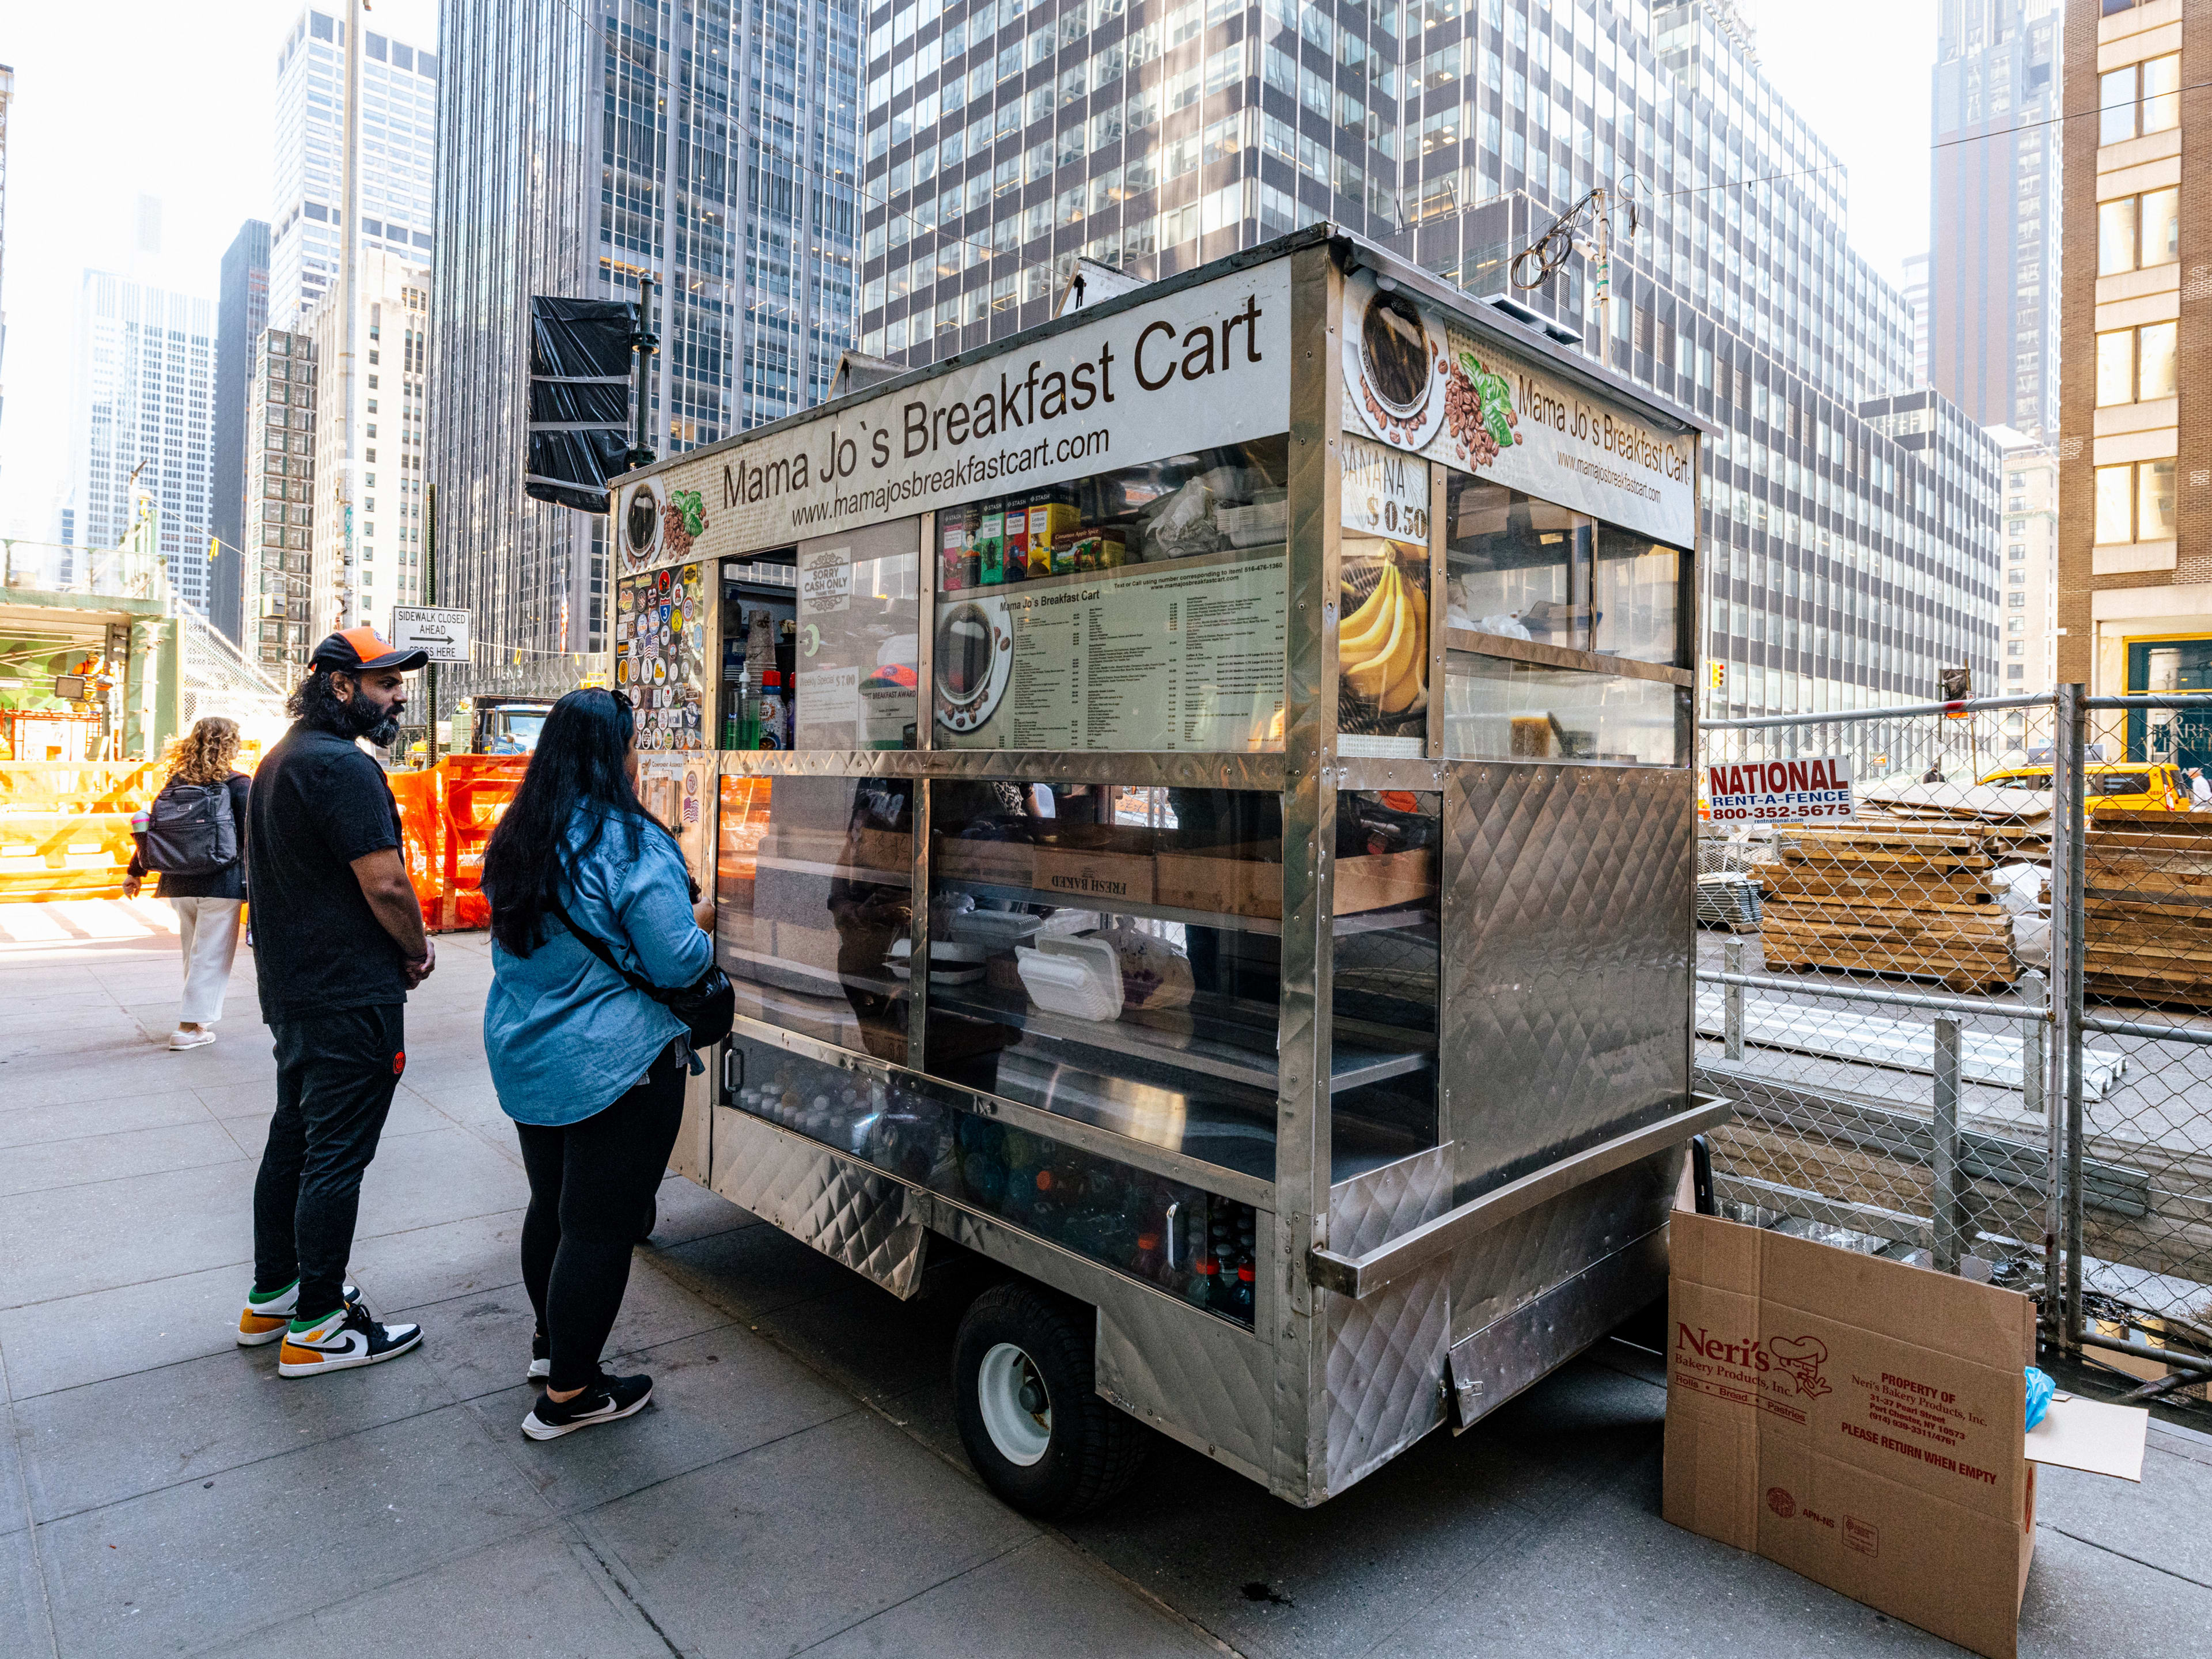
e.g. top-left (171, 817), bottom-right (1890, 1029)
top-left (934, 554), bottom-right (1287, 752)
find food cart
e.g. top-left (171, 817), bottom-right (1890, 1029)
top-left (606, 226), bottom-right (1725, 1515)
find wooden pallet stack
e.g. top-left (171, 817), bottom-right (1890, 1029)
top-left (1758, 820), bottom-right (2017, 993)
top-left (2082, 809), bottom-right (2212, 1010)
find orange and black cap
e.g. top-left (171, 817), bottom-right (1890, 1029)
top-left (310, 626), bottom-right (429, 674)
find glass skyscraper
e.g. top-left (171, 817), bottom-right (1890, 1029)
top-left (430, 0), bottom-right (862, 677)
top-left (67, 272), bottom-right (216, 610)
top-left (858, 0), bottom-right (2003, 715)
top-left (210, 219), bottom-right (271, 645)
top-left (1930, 0), bottom-right (2061, 438)
top-left (268, 8), bottom-right (440, 331)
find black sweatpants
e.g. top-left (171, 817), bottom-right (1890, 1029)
top-left (253, 1004), bottom-right (407, 1321)
top-left (515, 1044), bottom-right (687, 1391)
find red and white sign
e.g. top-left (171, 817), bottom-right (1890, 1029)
top-left (1705, 756), bottom-right (1855, 823)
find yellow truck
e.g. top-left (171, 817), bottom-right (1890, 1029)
top-left (1980, 761), bottom-right (2190, 812)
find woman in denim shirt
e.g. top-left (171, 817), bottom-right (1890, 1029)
top-left (482, 689), bottom-right (714, 1440)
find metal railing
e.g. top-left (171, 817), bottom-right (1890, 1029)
top-left (1696, 688), bottom-right (2212, 1391)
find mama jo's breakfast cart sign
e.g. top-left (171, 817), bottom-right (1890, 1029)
top-left (1706, 756), bottom-right (1855, 823)
top-left (1340, 267), bottom-right (1696, 548)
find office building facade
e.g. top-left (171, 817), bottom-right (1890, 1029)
top-left (430, 0), bottom-right (862, 676)
top-left (1929, 0), bottom-right (2061, 438)
top-left (1, 63), bottom-right (14, 450)
top-left (244, 328), bottom-right (317, 671)
top-left (210, 220), bottom-right (271, 643)
top-left (1994, 431), bottom-right (2058, 693)
top-left (857, 0), bottom-right (2001, 716)
top-left (307, 252), bottom-right (431, 641)
top-left (2059, 0), bottom-right (2209, 770)
top-left (268, 7), bottom-right (438, 331)
top-left (67, 271), bottom-right (217, 609)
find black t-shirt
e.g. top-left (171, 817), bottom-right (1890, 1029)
top-left (247, 724), bottom-right (409, 1023)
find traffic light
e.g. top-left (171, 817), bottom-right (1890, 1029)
top-left (1709, 661), bottom-right (1726, 690)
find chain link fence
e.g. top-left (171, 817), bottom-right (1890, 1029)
top-left (1695, 690), bottom-right (2212, 1399)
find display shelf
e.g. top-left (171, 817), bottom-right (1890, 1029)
top-left (749, 851), bottom-right (913, 888)
top-left (719, 942), bottom-right (907, 1002)
top-left (944, 540), bottom-right (1286, 603)
top-left (932, 981), bottom-right (1430, 1095)
top-left (938, 877), bottom-right (1282, 936)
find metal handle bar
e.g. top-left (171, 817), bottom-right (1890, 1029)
top-left (1307, 1094), bottom-right (1734, 1300)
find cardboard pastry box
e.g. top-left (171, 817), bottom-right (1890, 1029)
top-left (1664, 1210), bottom-right (2146, 1659)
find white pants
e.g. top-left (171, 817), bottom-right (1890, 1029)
top-left (171, 896), bottom-right (244, 1025)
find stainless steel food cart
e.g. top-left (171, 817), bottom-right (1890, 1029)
top-left (605, 226), bottom-right (1725, 1514)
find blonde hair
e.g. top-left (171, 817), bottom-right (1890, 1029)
top-left (166, 718), bottom-right (242, 786)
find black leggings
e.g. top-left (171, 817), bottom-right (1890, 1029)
top-left (514, 1044), bottom-right (687, 1391)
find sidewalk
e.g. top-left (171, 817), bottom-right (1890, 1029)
top-left (2, 900), bottom-right (2207, 1659)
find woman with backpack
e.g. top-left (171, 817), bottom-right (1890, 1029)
top-left (480, 688), bottom-right (719, 1440)
top-left (124, 716), bottom-right (252, 1051)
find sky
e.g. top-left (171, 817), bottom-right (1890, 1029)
top-left (0, 0), bottom-right (438, 540)
top-left (0, 0), bottom-right (1938, 541)
top-left (1749, 0), bottom-right (1938, 286)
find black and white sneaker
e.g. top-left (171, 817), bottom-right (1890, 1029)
top-left (527, 1328), bottom-right (550, 1384)
top-left (521, 1372), bottom-right (654, 1441)
top-left (277, 1300), bottom-right (423, 1378)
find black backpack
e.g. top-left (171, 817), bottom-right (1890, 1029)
top-left (142, 779), bottom-right (240, 876)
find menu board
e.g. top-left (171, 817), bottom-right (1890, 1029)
top-left (935, 554), bottom-right (1287, 752)
top-left (613, 560), bottom-right (710, 751)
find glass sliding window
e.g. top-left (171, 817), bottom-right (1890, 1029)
top-left (923, 782), bottom-right (1287, 1181)
top-left (2138, 321), bottom-right (2178, 400)
top-left (1443, 652), bottom-right (1684, 766)
top-left (2142, 53), bottom-right (2181, 133)
top-left (715, 774), bottom-right (915, 1059)
top-left (1444, 476), bottom-right (1590, 645)
top-left (2099, 196), bottom-right (2139, 275)
top-left (1592, 525), bottom-right (1687, 664)
top-left (2096, 329), bottom-right (2135, 407)
top-left (2100, 65), bottom-right (2137, 145)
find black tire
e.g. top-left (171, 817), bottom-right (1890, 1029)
top-left (952, 1281), bottom-right (1149, 1518)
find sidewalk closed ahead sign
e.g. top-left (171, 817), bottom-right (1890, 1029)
top-left (388, 605), bottom-right (471, 664)
top-left (1705, 756), bottom-right (1855, 823)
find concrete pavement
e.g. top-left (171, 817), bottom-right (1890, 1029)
top-left (2, 899), bottom-right (2209, 1659)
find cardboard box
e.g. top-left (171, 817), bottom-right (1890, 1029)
top-left (934, 836), bottom-right (1035, 888)
top-left (1665, 1211), bottom-right (2146, 1659)
top-left (1151, 846), bottom-right (1433, 919)
top-left (1334, 848), bottom-right (1435, 915)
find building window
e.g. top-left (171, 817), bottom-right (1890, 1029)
top-left (2094, 459), bottom-right (2177, 543)
top-left (2099, 54), bottom-right (2181, 145)
top-left (2098, 187), bottom-right (2179, 275)
top-left (2095, 322), bottom-right (2177, 406)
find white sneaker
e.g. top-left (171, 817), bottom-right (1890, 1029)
top-left (170, 1028), bottom-right (216, 1051)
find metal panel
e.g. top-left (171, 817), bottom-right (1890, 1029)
top-left (707, 1105), bottom-right (930, 1297)
top-left (670, 1062), bottom-right (713, 1184)
top-left (1446, 1150), bottom-right (1680, 1340)
top-left (1328, 1143), bottom-right (1453, 1255)
top-left (1322, 1263), bottom-right (1449, 1495)
top-left (1448, 1222), bottom-right (1670, 1433)
top-left (1269, 241), bottom-right (1343, 1506)
top-left (1441, 763), bottom-right (1694, 1202)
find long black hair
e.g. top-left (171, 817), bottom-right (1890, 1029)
top-left (482, 688), bottom-right (675, 955)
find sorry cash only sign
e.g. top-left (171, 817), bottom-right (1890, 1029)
top-left (1706, 755), bottom-right (1855, 824)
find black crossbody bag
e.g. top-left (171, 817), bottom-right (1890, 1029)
top-left (550, 895), bottom-right (734, 1050)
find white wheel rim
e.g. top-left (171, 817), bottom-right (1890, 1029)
top-left (977, 1341), bottom-right (1052, 1467)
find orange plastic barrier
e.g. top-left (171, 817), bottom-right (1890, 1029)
top-left (0, 812), bottom-right (141, 901)
top-left (392, 755), bottom-right (527, 932)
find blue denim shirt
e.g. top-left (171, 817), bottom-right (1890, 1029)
top-left (483, 808), bottom-right (713, 1127)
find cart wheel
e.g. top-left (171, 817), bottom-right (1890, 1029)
top-left (952, 1282), bottom-right (1147, 1518)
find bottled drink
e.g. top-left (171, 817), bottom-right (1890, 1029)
top-left (758, 670), bottom-right (787, 749)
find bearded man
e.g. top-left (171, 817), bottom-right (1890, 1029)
top-left (235, 628), bottom-right (438, 1378)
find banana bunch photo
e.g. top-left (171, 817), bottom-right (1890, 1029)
top-left (1339, 546), bottom-right (1429, 718)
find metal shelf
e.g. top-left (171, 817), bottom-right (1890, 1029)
top-left (748, 851), bottom-right (912, 888)
top-left (932, 981), bottom-right (1430, 1096)
top-left (938, 877), bottom-right (1432, 939)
